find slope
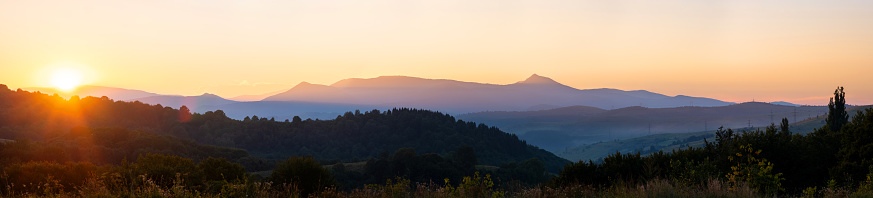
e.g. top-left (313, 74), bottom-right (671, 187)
top-left (0, 84), bottom-right (570, 172)
top-left (457, 102), bottom-right (829, 151)
top-left (557, 105), bottom-right (872, 162)
top-left (180, 108), bottom-right (571, 173)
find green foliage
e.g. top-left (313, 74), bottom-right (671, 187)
top-left (443, 172), bottom-right (504, 198)
top-left (1, 161), bottom-right (100, 194)
top-left (453, 146), bottom-right (478, 175)
top-left (725, 144), bottom-right (784, 195)
top-left (364, 177), bottom-right (411, 198)
top-left (856, 166), bottom-right (873, 194)
top-left (552, 160), bottom-right (602, 186)
top-left (271, 156), bottom-right (336, 197)
top-left (833, 108), bottom-right (873, 185)
top-left (337, 147), bottom-right (490, 190)
top-left (133, 153), bottom-right (201, 189)
top-left (803, 186), bottom-right (818, 198)
top-left (494, 158), bottom-right (551, 186)
top-left (197, 157), bottom-right (247, 182)
top-left (669, 158), bottom-right (718, 186)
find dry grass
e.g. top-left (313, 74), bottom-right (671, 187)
top-left (2, 173), bottom-right (868, 198)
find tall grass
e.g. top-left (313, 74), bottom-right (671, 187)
top-left (1, 171), bottom-right (869, 198)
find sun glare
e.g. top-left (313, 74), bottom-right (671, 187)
top-left (51, 68), bottom-right (83, 91)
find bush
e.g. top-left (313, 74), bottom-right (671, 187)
top-left (133, 153), bottom-right (201, 189)
top-left (725, 144), bottom-right (784, 196)
top-left (198, 157), bottom-right (247, 182)
top-left (271, 156), bottom-right (336, 197)
top-left (1, 161), bottom-right (100, 194)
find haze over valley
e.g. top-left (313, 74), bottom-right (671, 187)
top-left (23, 74), bottom-right (839, 155)
top-left (3, 1), bottom-right (873, 196)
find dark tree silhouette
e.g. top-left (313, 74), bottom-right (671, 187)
top-left (271, 156), bottom-right (335, 197)
top-left (780, 118), bottom-right (790, 133)
top-left (827, 86), bottom-right (848, 132)
top-left (179, 105), bottom-right (192, 122)
top-left (453, 146), bottom-right (477, 175)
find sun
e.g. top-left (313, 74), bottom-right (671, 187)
top-left (50, 68), bottom-right (83, 91)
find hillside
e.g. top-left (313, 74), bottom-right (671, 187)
top-left (458, 102), bottom-right (829, 151)
top-left (557, 105), bottom-right (872, 162)
top-left (557, 130), bottom-right (715, 162)
top-left (0, 84), bottom-right (569, 172)
top-left (179, 108), bottom-right (571, 172)
top-left (0, 85), bottom-right (271, 170)
top-left (783, 104), bottom-right (872, 134)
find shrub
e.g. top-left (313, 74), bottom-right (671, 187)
top-left (271, 156), bottom-right (336, 197)
top-left (725, 144), bottom-right (784, 196)
top-left (2, 161), bottom-right (99, 194)
top-left (133, 153), bottom-right (201, 189)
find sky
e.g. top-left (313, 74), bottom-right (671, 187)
top-left (1, 0), bottom-right (871, 105)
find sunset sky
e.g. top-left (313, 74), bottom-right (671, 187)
top-left (1, 0), bottom-right (871, 105)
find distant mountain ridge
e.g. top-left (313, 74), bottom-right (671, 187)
top-left (131, 93), bottom-right (238, 112)
top-left (22, 86), bottom-right (245, 112)
top-left (263, 74), bottom-right (735, 113)
top-left (21, 75), bottom-right (737, 120)
top-left (23, 85), bottom-right (162, 101)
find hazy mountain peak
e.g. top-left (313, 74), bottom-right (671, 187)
top-left (288, 81), bottom-right (329, 89)
top-left (770, 101), bottom-right (800, 107)
top-left (199, 93), bottom-right (221, 98)
top-left (330, 75), bottom-right (446, 88)
top-left (516, 74), bottom-right (557, 84)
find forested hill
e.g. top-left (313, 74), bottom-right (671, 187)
top-left (0, 85), bottom-right (272, 170)
top-left (0, 85), bottom-right (569, 172)
top-left (177, 108), bottom-right (571, 172)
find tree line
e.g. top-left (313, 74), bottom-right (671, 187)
top-left (553, 87), bottom-right (873, 196)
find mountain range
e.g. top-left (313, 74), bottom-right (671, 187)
top-left (261, 74), bottom-right (735, 113)
top-left (23, 85), bottom-right (162, 101)
top-left (25, 74), bottom-right (742, 120)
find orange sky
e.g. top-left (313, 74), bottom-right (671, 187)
top-left (1, 1), bottom-right (871, 105)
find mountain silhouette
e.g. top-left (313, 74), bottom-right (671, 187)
top-left (514, 74), bottom-right (564, 85)
top-left (23, 85), bottom-right (161, 101)
top-left (262, 74), bottom-right (734, 113)
top-left (131, 93), bottom-right (237, 111)
top-left (228, 89), bottom-right (285, 101)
